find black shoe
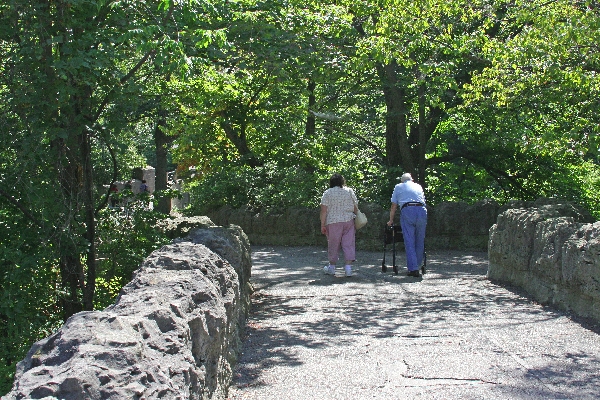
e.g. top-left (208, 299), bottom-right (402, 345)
top-left (407, 270), bottom-right (421, 277)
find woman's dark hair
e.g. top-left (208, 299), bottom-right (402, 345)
top-left (329, 173), bottom-right (346, 188)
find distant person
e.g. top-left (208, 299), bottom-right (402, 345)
top-left (320, 173), bottom-right (358, 277)
top-left (109, 184), bottom-right (119, 207)
top-left (139, 180), bottom-right (148, 193)
top-left (387, 173), bottom-right (427, 277)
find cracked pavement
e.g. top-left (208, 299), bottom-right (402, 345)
top-left (227, 246), bottom-right (600, 399)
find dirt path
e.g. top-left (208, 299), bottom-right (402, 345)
top-left (227, 246), bottom-right (600, 400)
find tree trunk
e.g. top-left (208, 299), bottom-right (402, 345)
top-left (154, 109), bottom-right (171, 215)
top-left (52, 137), bottom-right (86, 321)
top-left (377, 62), bottom-right (415, 174)
top-left (305, 79), bottom-right (316, 137)
top-left (417, 80), bottom-right (427, 187)
top-left (59, 253), bottom-right (84, 321)
top-left (220, 119), bottom-right (263, 167)
top-left (80, 128), bottom-right (97, 311)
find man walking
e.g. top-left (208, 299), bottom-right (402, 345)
top-left (387, 173), bottom-right (427, 277)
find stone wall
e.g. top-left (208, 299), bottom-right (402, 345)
top-left (488, 199), bottom-right (600, 322)
top-left (206, 200), bottom-right (501, 252)
top-left (4, 219), bottom-right (251, 400)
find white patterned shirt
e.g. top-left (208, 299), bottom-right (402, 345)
top-left (320, 186), bottom-right (357, 225)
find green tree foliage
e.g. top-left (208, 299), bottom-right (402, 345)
top-left (0, 210), bottom-right (63, 395)
top-left (173, 0), bottom-right (390, 210)
top-left (446, 0), bottom-right (600, 208)
top-left (2, 0), bottom-right (600, 395)
top-left (177, 0), bottom-right (600, 211)
top-left (94, 195), bottom-right (171, 308)
top-left (0, 0), bottom-right (215, 392)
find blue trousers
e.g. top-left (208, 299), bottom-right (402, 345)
top-left (400, 206), bottom-right (427, 271)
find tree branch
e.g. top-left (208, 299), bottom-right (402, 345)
top-left (92, 127), bottom-right (119, 214)
top-left (92, 49), bottom-right (157, 122)
top-left (0, 188), bottom-right (44, 228)
top-left (427, 150), bottom-right (537, 198)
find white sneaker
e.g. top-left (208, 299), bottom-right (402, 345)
top-left (323, 265), bottom-right (335, 275)
top-left (345, 266), bottom-right (353, 277)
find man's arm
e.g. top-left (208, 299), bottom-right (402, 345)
top-left (387, 203), bottom-right (397, 226)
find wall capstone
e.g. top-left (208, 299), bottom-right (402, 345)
top-left (4, 221), bottom-right (251, 400)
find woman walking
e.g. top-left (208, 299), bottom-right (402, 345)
top-left (320, 173), bottom-right (358, 277)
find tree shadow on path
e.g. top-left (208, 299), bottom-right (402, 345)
top-left (230, 246), bottom-right (600, 399)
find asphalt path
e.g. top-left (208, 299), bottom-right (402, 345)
top-left (226, 246), bottom-right (600, 400)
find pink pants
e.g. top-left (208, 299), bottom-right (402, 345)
top-left (326, 220), bottom-right (356, 264)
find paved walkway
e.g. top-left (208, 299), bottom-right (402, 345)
top-left (227, 246), bottom-right (600, 400)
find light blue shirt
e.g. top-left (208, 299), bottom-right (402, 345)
top-left (391, 180), bottom-right (426, 208)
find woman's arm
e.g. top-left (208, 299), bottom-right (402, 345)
top-left (320, 204), bottom-right (328, 235)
